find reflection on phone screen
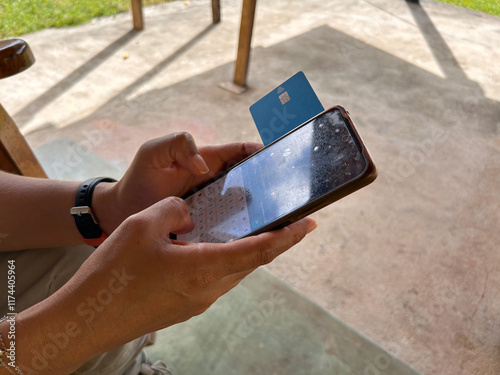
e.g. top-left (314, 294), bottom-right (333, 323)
top-left (177, 108), bottom-right (367, 243)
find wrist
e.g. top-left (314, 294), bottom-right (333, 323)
top-left (91, 181), bottom-right (123, 236)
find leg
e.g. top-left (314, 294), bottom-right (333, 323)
top-left (233, 0), bottom-right (257, 88)
top-left (131, 0), bottom-right (144, 31)
top-left (212, 0), bottom-right (221, 24)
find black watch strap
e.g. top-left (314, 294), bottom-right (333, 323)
top-left (70, 177), bottom-right (117, 243)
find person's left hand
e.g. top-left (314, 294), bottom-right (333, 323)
top-left (94, 132), bottom-right (261, 235)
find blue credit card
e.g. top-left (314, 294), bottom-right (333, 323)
top-left (250, 71), bottom-right (324, 145)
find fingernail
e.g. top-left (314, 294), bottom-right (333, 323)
top-left (192, 154), bottom-right (209, 174)
top-left (306, 218), bottom-right (318, 234)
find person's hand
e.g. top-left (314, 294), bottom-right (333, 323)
top-left (13, 197), bottom-right (316, 375)
top-left (68, 197), bottom-right (317, 341)
top-left (94, 132), bottom-right (261, 235)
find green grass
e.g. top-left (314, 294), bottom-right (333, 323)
top-left (1, 0), bottom-right (498, 39)
top-left (0, 0), bottom-right (171, 39)
top-left (435, 0), bottom-right (500, 17)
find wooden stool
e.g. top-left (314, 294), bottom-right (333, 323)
top-left (0, 39), bottom-right (47, 178)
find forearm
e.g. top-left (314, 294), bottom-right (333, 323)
top-left (0, 172), bottom-right (117, 251)
top-left (0, 257), bottom-right (144, 375)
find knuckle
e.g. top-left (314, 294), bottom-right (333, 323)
top-left (163, 195), bottom-right (185, 209)
top-left (162, 196), bottom-right (191, 226)
top-left (173, 131), bottom-right (194, 145)
top-left (163, 196), bottom-right (188, 215)
top-left (237, 142), bottom-right (246, 156)
top-left (137, 138), bottom-right (156, 154)
top-left (258, 246), bottom-right (276, 266)
top-left (123, 212), bottom-right (151, 234)
top-left (283, 225), bottom-right (304, 246)
top-left (291, 227), bottom-right (304, 244)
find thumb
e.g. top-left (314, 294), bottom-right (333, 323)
top-left (138, 132), bottom-right (209, 175)
top-left (140, 197), bottom-right (194, 237)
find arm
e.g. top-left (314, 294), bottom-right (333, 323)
top-left (0, 132), bottom-right (257, 251)
top-left (0, 173), bottom-right (89, 250)
top-left (0, 198), bottom-right (316, 375)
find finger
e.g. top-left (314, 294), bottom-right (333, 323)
top-left (172, 220), bottom-right (196, 235)
top-left (139, 132), bottom-right (210, 175)
top-left (200, 142), bottom-right (263, 174)
top-left (136, 196), bottom-right (194, 237)
top-left (212, 217), bottom-right (317, 275)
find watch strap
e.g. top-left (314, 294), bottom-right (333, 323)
top-left (71, 177), bottom-right (116, 247)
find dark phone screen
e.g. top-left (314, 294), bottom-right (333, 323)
top-left (177, 108), bottom-right (367, 243)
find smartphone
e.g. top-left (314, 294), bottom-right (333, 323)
top-left (174, 106), bottom-right (377, 243)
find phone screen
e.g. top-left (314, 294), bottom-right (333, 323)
top-left (177, 108), bottom-right (368, 243)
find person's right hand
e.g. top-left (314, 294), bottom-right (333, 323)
top-left (68, 196), bottom-right (317, 340)
top-left (14, 197), bottom-right (316, 375)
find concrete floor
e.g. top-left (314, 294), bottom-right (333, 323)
top-left (1, 0), bottom-right (499, 374)
top-left (145, 267), bottom-right (421, 375)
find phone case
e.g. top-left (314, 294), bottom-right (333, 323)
top-left (172, 105), bottom-right (377, 241)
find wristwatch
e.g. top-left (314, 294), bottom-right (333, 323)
top-left (70, 177), bottom-right (117, 247)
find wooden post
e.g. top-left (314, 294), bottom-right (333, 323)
top-left (233, 0), bottom-right (257, 88)
top-left (212, 0), bottom-right (221, 23)
top-left (0, 104), bottom-right (47, 178)
top-left (131, 0), bottom-right (144, 31)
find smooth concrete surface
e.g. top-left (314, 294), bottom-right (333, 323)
top-left (145, 267), bottom-right (421, 375)
top-left (1, 0), bottom-right (499, 374)
top-left (35, 137), bottom-right (124, 180)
